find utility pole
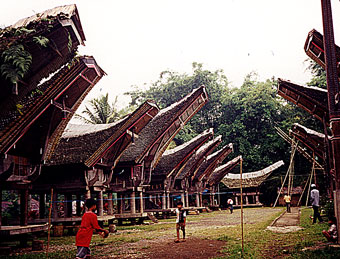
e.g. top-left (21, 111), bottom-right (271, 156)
top-left (320, 0), bottom-right (340, 243)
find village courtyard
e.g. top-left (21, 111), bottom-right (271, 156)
top-left (1, 207), bottom-right (338, 258)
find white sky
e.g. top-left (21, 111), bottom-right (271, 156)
top-left (2, 0), bottom-right (340, 110)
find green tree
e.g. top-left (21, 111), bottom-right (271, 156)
top-left (126, 62), bottom-right (229, 145)
top-left (306, 59), bottom-right (327, 89)
top-left (76, 93), bottom-right (125, 124)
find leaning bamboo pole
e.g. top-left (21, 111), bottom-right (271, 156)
top-left (273, 140), bottom-right (299, 207)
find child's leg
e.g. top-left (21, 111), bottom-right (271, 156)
top-left (181, 225), bottom-right (186, 240)
top-left (175, 224), bottom-right (180, 242)
top-left (322, 230), bottom-right (333, 242)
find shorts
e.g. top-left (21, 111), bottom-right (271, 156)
top-left (76, 246), bottom-right (91, 259)
top-left (176, 222), bottom-right (185, 230)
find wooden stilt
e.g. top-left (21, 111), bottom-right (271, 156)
top-left (108, 192), bottom-right (113, 215)
top-left (196, 193), bottom-right (200, 207)
top-left (52, 191), bottom-right (58, 219)
top-left (185, 191), bottom-right (189, 207)
top-left (130, 192), bottom-right (136, 214)
top-left (20, 189), bottom-right (28, 226)
top-left (140, 192), bottom-right (144, 214)
top-left (162, 191), bottom-right (166, 210)
top-left (167, 192), bottom-right (171, 209)
top-left (76, 194), bottom-right (81, 216)
top-left (39, 193), bottom-right (45, 219)
top-left (0, 189), bottom-right (2, 227)
top-left (97, 191), bottom-right (103, 216)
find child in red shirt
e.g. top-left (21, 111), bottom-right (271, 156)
top-left (76, 198), bottom-right (109, 259)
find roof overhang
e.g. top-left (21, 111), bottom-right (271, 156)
top-left (0, 57), bottom-right (105, 163)
top-left (277, 79), bottom-right (328, 123)
top-left (208, 155), bottom-right (241, 186)
top-left (304, 29), bottom-right (340, 77)
top-left (290, 123), bottom-right (326, 162)
top-left (196, 143), bottom-right (234, 182)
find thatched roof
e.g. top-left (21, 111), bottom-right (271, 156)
top-left (208, 156), bottom-right (241, 186)
top-left (277, 79), bottom-right (328, 123)
top-left (153, 128), bottom-right (213, 177)
top-left (222, 160), bottom-right (284, 189)
top-left (176, 136), bottom-right (222, 180)
top-left (291, 123), bottom-right (325, 140)
top-left (194, 143), bottom-right (233, 181)
top-left (48, 101), bottom-right (159, 167)
top-left (0, 56), bottom-right (105, 158)
top-left (0, 4), bottom-right (86, 116)
top-left (119, 86), bottom-right (208, 166)
top-left (10, 4), bottom-right (85, 41)
top-left (304, 29), bottom-right (340, 77)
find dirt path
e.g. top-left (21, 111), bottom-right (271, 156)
top-left (267, 207), bottom-right (304, 233)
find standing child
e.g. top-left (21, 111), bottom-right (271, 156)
top-left (284, 194), bottom-right (291, 213)
top-left (76, 198), bottom-right (109, 259)
top-left (175, 201), bottom-right (186, 243)
top-left (227, 198), bottom-right (234, 214)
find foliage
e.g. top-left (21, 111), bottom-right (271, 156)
top-left (306, 59), bottom-right (327, 89)
top-left (33, 35), bottom-right (50, 47)
top-left (126, 64), bottom-right (299, 171)
top-left (0, 44), bottom-right (32, 84)
top-left (75, 93), bottom-right (130, 124)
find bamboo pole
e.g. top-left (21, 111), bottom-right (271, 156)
top-left (305, 159), bottom-right (315, 207)
top-left (46, 188), bottom-right (53, 257)
top-left (273, 140), bottom-right (298, 207)
top-left (298, 173), bottom-right (311, 207)
top-left (240, 157), bottom-right (244, 257)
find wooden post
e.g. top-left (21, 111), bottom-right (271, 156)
top-left (76, 194), bottom-right (81, 216)
top-left (52, 191), bottom-right (58, 219)
top-left (235, 196), bottom-right (239, 206)
top-left (108, 192), bottom-right (113, 215)
top-left (130, 192), bottom-right (136, 214)
top-left (0, 188), bottom-right (2, 227)
top-left (167, 192), bottom-right (171, 209)
top-left (195, 193), bottom-right (200, 207)
top-left (181, 193), bottom-right (185, 207)
top-left (255, 195), bottom-right (260, 204)
top-left (118, 193), bottom-right (123, 214)
top-left (20, 189), bottom-right (28, 226)
top-left (321, 0), bottom-right (340, 242)
top-left (240, 157), bottom-right (244, 257)
top-left (162, 191), bottom-right (166, 209)
top-left (140, 191), bottom-right (144, 214)
top-left (97, 191), bottom-right (104, 216)
top-left (185, 191), bottom-right (189, 207)
top-left (46, 188), bottom-right (53, 257)
top-left (39, 193), bottom-right (45, 219)
top-left (245, 195), bottom-right (249, 205)
top-left (199, 193), bottom-right (203, 207)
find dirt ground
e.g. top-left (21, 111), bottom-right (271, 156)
top-left (3, 208), bottom-right (284, 258)
top-left (104, 237), bottom-right (225, 259)
top-left (92, 208), bottom-right (282, 259)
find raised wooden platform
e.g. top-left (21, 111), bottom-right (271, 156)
top-left (0, 224), bottom-right (48, 236)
